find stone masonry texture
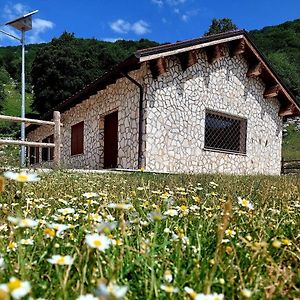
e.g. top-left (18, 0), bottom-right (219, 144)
top-left (28, 46), bottom-right (282, 175)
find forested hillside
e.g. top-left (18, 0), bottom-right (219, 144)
top-left (0, 19), bottom-right (299, 117)
top-left (249, 19), bottom-right (300, 104)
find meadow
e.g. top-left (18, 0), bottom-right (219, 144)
top-left (0, 169), bottom-right (299, 299)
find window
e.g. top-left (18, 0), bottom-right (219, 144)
top-left (71, 121), bottom-right (84, 155)
top-left (204, 111), bottom-right (247, 154)
top-left (42, 135), bottom-right (54, 161)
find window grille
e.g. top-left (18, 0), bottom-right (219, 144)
top-left (204, 111), bottom-right (247, 154)
top-left (71, 121), bottom-right (84, 155)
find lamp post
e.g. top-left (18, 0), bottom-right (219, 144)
top-left (0, 10), bottom-right (38, 167)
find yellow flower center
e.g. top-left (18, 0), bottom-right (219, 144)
top-left (93, 240), bottom-right (102, 248)
top-left (57, 257), bottom-right (66, 264)
top-left (16, 174), bottom-right (29, 182)
top-left (8, 279), bottom-right (22, 291)
top-left (44, 228), bottom-right (55, 237)
top-left (241, 199), bottom-right (248, 206)
top-left (8, 242), bottom-right (15, 249)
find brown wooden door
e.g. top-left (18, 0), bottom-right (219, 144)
top-left (104, 111), bottom-right (118, 169)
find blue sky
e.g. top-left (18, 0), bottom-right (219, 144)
top-left (0, 0), bottom-right (299, 46)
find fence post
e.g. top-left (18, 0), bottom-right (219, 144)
top-left (53, 111), bottom-right (61, 168)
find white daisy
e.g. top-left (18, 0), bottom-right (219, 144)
top-left (163, 209), bottom-right (178, 217)
top-left (96, 282), bottom-right (128, 299)
top-left (0, 277), bottom-right (31, 299)
top-left (7, 217), bottom-right (38, 228)
top-left (47, 255), bottom-right (74, 265)
top-left (238, 197), bottom-right (254, 210)
top-left (57, 207), bottom-right (75, 215)
top-left (85, 234), bottom-right (111, 251)
top-left (107, 203), bottom-right (133, 210)
top-left (82, 192), bottom-right (99, 199)
top-left (4, 171), bottom-right (40, 183)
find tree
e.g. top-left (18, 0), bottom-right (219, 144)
top-left (205, 18), bottom-right (238, 36)
top-left (31, 32), bottom-right (158, 114)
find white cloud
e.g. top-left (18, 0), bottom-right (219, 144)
top-left (131, 20), bottom-right (150, 35)
top-left (151, 0), bottom-right (187, 6)
top-left (110, 19), bottom-right (131, 34)
top-left (28, 18), bottom-right (55, 44)
top-left (3, 2), bottom-right (28, 19)
top-left (110, 19), bottom-right (150, 35)
top-left (166, 0), bottom-right (187, 5)
top-left (151, 0), bottom-right (164, 7)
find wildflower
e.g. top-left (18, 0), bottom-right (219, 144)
top-left (4, 171), bottom-right (40, 183)
top-left (164, 209), bottom-right (178, 217)
top-left (82, 192), bottom-right (99, 199)
top-left (238, 197), bottom-right (254, 210)
top-left (57, 208), bottom-right (75, 215)
top-left (107, 203), bottom-right (133, 210)
top-left (225, 246), bottom-right (233, 255)
top-left (225, 229), bottom-right (236, 238)
top-left (47, 223), bottom-right (70, 236)
top-left (272, 240), bottom-right (281, 248)
top-left (96, 282), bottom-right (128, 299)
top-left (85, 233), bottom-right (111, 251)
top-left (0, 277), bottom-right (31, 299)
top-left (86, 213), bottom-right (102, 223)
top-left (163, 270), bottom-right (173, 283)
top-left (44, 228), bottom-right (55, 238)
top-left (77, 294), bottom-right (98, 300)
top-left (20, 239), bottom-right (34, 246)
top-left (7, 217), bottom-right (38, 228)
top-left (160, 284), bottom-right (179, 293)
top-left (148, 211), bottom-right (164, 221)
top-left (6, 241), bottom-right (17, 252)
top-left (184, 287), bottom-right (198, 299)
top-left (281, 238), bottom-right (291, 246)
top-left (164, 228), bottom-right (171, 233)
top-left (96, 222), bottom-right (117, 234)
top-left (241, 288), bottom-right (252, 298)
top-left (211, 293), bottom-right (224, 300)
top-left (47, 255), bottom-right (74, 265)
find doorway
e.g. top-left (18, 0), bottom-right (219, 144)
top-left (104, 111), bottom-right (118, 168)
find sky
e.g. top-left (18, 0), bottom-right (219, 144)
top-left (0, 0), bottom-right (299, 46)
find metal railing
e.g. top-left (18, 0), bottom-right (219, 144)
top-left (0, 111), bottom-right (62, 167)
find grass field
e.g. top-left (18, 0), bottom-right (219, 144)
top-left (0, 83), bottom-right (34, 136)
top-left (0, 170), bottom-right (299, 299)
top-left (282, 124), bottom-right (300, 161)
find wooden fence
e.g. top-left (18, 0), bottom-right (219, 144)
top-left (0, 111), bottom-right (62, 167)
top-left (281, 160), bottom-right (300, 174)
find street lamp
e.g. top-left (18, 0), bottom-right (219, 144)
top-left (0, 10), bottom-right (38, 167)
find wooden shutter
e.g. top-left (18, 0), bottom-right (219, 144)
top-left (71, 121), bottom-right (84, 155)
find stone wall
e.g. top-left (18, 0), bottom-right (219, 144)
top-left (143, 47), bottom-right (282, 175)
top-left (27, 68), bottom-right (143, 169)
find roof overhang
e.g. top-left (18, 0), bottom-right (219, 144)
top-left (27, 30), bottom-right (300, 134)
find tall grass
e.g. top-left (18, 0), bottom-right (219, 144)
top-left (0, 170), bottom-right (299, 299)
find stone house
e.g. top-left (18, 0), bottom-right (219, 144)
top-left (27, 30), bottom-right (300, 175)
